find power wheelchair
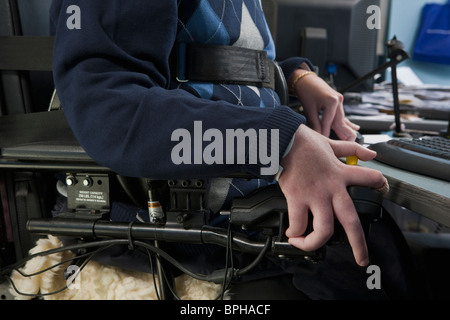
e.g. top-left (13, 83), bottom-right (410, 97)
top-left (0, 2), bottom-right (416, 299)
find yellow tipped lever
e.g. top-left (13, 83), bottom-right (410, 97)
top-left (346, 155), bottom-right (359, 166)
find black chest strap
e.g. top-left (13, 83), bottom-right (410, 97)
top-left (171, 42), bottom-right (288, 104)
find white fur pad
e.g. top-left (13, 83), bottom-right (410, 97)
top-left (8, 236), bottom-right (224, 300)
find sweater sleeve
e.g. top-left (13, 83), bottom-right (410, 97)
top-left (278, 57), bottom-right (315, 80)
top-left (50, 0), bottom-right (306, 180)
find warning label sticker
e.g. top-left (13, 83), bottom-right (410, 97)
top-left (76, 190), bottom-right (107, 205)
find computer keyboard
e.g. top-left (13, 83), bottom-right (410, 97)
top-left (369, 136), bottom-right (450, 182)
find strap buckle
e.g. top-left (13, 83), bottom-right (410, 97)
top-left (174, 42), bottom-right (190, 82)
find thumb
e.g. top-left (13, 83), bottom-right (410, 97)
top-left (330, 140), bottom-right (377, 162)
top-left (345, 165), bottom-right (388, 191)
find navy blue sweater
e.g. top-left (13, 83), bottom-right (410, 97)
top-left (50, 0), bottom-right (310, 181)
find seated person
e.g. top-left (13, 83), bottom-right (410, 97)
top-left (49, 0), bottom-right (417, 299)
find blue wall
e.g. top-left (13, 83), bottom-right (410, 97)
top-left (387, 0), bottom-right (450, 85)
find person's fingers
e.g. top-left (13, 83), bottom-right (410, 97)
top-left (333, 191), bottom-right (369, 266)
top-left (319, 102), bottom-right (337, 138)
top-left (288, 201), bottom-right (334, 253)
top-left (330, 107), bottom-right (357, 141)
top-left (330, 140), bottom-right (377, 161)
top-left (304, 109), bottom-right (322, 135)
top-left (332, 122), bottom-right (357, 141)
top-left (284, 196), bottom-right (309, 239)
top-left (328, 140), bottom-right (387, 190)
top-left (345, 165), bottom-right (388, 190)
top-left (344, 118), bottom-right (360, 131)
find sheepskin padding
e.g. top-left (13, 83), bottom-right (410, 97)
top-left (9, 236), bottom-right (223, 300)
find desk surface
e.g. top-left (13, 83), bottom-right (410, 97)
top-left (348, 115), bottom-right (449, 133)
top-left (361, 159), bottom-right (450, 227)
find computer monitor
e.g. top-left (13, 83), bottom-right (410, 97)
top-left (273, 0), bottom-right (382, 92)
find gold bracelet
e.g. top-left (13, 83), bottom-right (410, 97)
top-left (290, 71), bottom-right (316, 93)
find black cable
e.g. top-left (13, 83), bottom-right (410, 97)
top-left (145, 247), bottom-right (161, 300)
top-left (3, 226), bottom-right (275, 299)
top-left (1, 239), bottom-right (124, 276)
top-left (236, 235), bottom-right (271, 276)
top-left (220, 221), bottom-right (234, 299)
top-left (11, 249), bottom-right (92, 279)
top-left (132, 240), bottom-right (209, 281)
top-left (153, 252), bottom-right (181, 300)
top-left (2, 238), bottom-right (206, 299)
top-left (6, 242), bottom-right (117, 298)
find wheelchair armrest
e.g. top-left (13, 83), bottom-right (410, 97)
top-left (225, 183), bottom-right (383, 243)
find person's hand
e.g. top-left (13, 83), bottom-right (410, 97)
top-left (278, 125), bottom-right (387, 266)
top-left (289, 69), bottom-right (360, 141)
